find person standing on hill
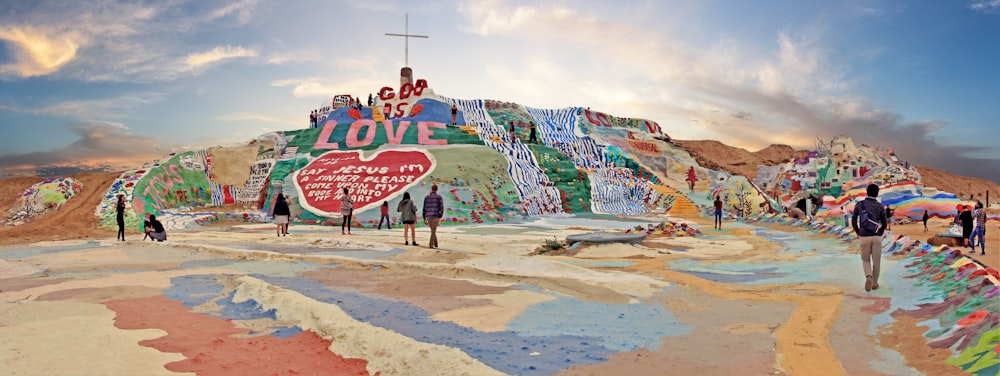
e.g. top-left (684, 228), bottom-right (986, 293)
top-left (960, 205), bottom-right (973, 249)
top-left (398, 192), bottom-right (418, 245)
top-left (340, 188), bottom-right (354, 235)
top-left (685, 166), bottom-right (697, 191)
top-left (508, 121), bottom-right (517, 142)
top-left (713, 195), bottom-right (723, 230)
top-left (970, 202), bottom-right (986, 255)
top-left (451, 104), bottom-right (458, 125)
top-left (422, 184), bottom-right (444, 249)
top-left (852, 183), bottom-right (886, 292)
top-left (922, 210), bottom-right (929, 232)
top-left (528, 121), bottom-right (538, 144)
top-left (272, 193), bottom-right (291, 237)
top-left (115, 194), bottom-right (127, 241)
top-left (885, 205), bottom-right (894, 231)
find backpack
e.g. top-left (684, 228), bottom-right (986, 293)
top-left (859, 206), bottom-right (882, 234)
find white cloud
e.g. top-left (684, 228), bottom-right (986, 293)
top-left (970, 0), bottom-right (1000, 13)
top-left (185, 45), bottom-right (259, 69)
top-left (0, 26), bottom-right (82, 78)
top-left (270, 77), bottom-right (380, 100)
top-left (206, 0), bottom-right (260, 24)
top-left (0, 1), bottom-right (262, 82)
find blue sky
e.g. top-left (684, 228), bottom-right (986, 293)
top-left (1, 0), bottom-right (998, 182)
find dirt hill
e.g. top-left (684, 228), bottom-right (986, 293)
top-left (0, 171), bottom-right (120, 246)
top-left (915, 165), bottom-right (1000, 203)
top-left (675, 139), bottom-right (999, 203)
top-left (672, 140), bottom-right (810, 180)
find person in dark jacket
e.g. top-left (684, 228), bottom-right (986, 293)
top-left (272, 193), bottom-right (291, 236)
top-left (146, 214), bottom-right (167, 242)
top-left (922, 210), bottom-right (929, 233)
top-left (851, 183), bottom-right (886, 292)
top-left (397, 192), bottom-right (418, 245)
top-left (959, 205), bottom-right (974, 248)
top-left (115, 194), bottom-right (127, 241)
top-left (422, 184), bottom-right (444, 249)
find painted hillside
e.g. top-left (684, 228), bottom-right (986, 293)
top-left (93, 77), bottom-right (774, 231)
top-left (752, 135), bottom-right (994, 222)
top-left (83, 75), bottom-right (995, 233)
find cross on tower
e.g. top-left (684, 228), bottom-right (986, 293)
top-left (385, 13), bottom-right (429, 67)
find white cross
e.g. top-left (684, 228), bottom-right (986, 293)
top-left (385, 13), bottom-right (429, 67)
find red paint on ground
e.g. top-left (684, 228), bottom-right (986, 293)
top-left (956, 310), bottom-right (989, 326)
top-left (858, 296), bottom-right (891, 314)
top-left (106, 295), bottom-right (374, 375)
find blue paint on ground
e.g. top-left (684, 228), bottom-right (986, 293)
top-left (505, 293), bottom-right (691, 351)
top-left (255, 275), bottom-right (619, 376)
top-left (675, 269), bottom-right (780, 283)
top-left (0, 241), bottom-right (102, 259)
top-left (163, 275), bottom-right (305, 339)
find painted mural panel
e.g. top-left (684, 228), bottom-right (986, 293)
top-left (292, 149), bottom-right (435, 217)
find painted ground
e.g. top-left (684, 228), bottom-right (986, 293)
top-left (2, 215), bottom-right (996, 375)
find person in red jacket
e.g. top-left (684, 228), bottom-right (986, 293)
top-left (713, 196), bottom-right (723, 230)
top-left (378, 201), bottom-right (392, 230)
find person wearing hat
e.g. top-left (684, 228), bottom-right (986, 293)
top-left (115, 194), bottom-right (127, 241)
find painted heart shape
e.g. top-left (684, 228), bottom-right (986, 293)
top-left (292, 148), bottom-right (436, 217)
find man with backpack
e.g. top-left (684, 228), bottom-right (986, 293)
top-left (851, 183), bottom-right (887, 292)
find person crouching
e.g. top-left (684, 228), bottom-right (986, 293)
top-left (146, 214), bottom-right (167, 242)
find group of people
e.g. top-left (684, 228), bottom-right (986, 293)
top-left (328, 185), bottom-right (445, 248)
top-left (114, 194), bottom-right (167, 242)
top-left (507, 121), bottom-right (538, 144)
top-left (957, 202), bottom-right (987, 255)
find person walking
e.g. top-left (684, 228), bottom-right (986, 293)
top-left (852, 183), bottom-right (887, 292)
top-left (422, 184), bottom-right (444, 248)
top-left (528, 121), bottom-right (538, 144)
top-left (922, 210), bottom-right (929, 232)
top-left (340, 188), bottom-right (354, 235)
top-left (378, 201), bottom-right (392, 230)
top-left (115, 194), bottom-right (127, 241)
top-left (884, 205), bottom-right (894, 231)
top-left (397, 192), bottom-right (418, 245)
top-left (970, 202), bottom-right (986, 255)
top-left (272, 193), bottom-right (291, 236)
top-left (713, 195), bottom-right (723, 230)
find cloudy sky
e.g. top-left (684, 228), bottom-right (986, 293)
top-left (1, 0), bottom-right (998, 182)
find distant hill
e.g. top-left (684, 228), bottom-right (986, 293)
top-left (915, 165), bottom-right (999, 203)
top-left (671, 140), bottom-right (809, 181)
